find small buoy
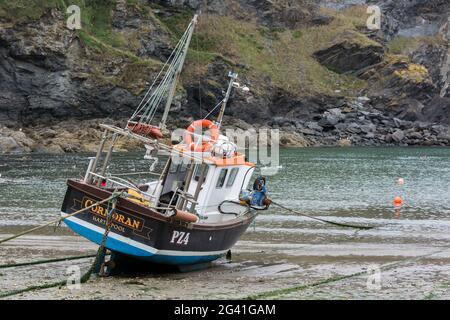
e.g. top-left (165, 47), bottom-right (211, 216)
top-left (393, 196), bottom-right (403, 208)
top-left (397, 178), bottom-right (405, 185)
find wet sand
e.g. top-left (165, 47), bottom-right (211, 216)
top-left (1, 224), bottom-right (450, 300)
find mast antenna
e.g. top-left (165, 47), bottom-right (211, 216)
top-left (216, 71), bottom-right (238, 129)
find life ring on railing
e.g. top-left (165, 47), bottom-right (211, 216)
top-left (184, 119), bottom-right (219, 152)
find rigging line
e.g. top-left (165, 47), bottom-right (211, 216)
top-left (133, 20), bottom-right (193, 114)
top-left (196, 25), bottom-right (202, 118)
top-left (138, 16), bottom-right (198, 124)
top-left (131, 51), bottom-right (176, 120)
top-left (140, 35), bottom-right (190, 122)
top-left (137, 40), bottom-right (187, 121)
top-left (140, 64), bottom-right (177, 122)
top-left (131, 21), bottom-right (194, 120)
top-left (145, 82), bottom-right (171, 123)
top-left (141, 57), bottom-right (183, 122)
top-left (202, 98), bottom-right (226, 120)
top-left (140, 72), bottom-right (172, 122)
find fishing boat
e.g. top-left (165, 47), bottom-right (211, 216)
top-left (60, 15), bottom-right (269, 268)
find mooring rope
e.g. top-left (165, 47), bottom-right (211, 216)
top-left (0, 192), bottom-right (121, 299)
top-left (0, 279), bottom-right (68, 299)
top-left (218, 200), bottom-right (252, 216)
top-left (0, 194), bottom-right (118, 245)
top-left (271, 201), bottom-right (375, 230)
top-left (92, 194), bottom-right (118, 277)
top-left (0, 254), bottom-right (97, 270)
top-left (0, 254), bottom-right (101, 299)
top-left (244, 245), bottom-right (450, 300)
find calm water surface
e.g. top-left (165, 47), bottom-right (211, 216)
top-left (0, 147), bottom-right (450, 246)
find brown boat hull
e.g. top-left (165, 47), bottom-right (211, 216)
top-left (61, 179), bottom-right (256, 265)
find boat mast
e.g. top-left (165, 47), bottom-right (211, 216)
top-left (216, 71), bottom-right (238, 129)
top-left (160, 14), bottom-right (199, 130)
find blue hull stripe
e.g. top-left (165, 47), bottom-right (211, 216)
top-left (64, 220), bottom-right (222, 265)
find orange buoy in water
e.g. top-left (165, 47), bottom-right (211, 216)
top-left (393, 196), bottom-right (403, 208)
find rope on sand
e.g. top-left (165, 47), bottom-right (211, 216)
top-left (244, 246), bottom-right (450, 300)
top-left (0, 192), bottom-right (121, 299)
top-left (0, 254), bottom-right (97, 269)
top-left (0, 280), bottom-right (69, 299)
top-left (272, 201), bottom-right (376, 230)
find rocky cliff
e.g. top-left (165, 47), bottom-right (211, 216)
top-left (0, 0), bottom-right (449, 153)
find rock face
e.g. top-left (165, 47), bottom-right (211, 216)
top-left (376, 0), bottom-right (449, 40)
top-left (314, 32), bottom-right (385, 74)
top-left (0, 10), bottom-right (140, 128)
top-left (0, 0), bottom-right (450, 153)
top-left (0, 127), bottom-right (34, 153)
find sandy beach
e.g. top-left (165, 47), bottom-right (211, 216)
top-left (1, 224), bottom-right (450, 300)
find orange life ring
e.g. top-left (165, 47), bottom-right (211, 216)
top-left (184, 119), bottom-right (219, 152)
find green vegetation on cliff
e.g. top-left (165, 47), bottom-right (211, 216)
top-left (0, 1), bottom-right (381, 96)
top-left (387, 35), bottom-right (445, 55)
top-left (152, 5), bottom-right (371, 95)
top-left (0, 0), bottom-right (60, 22)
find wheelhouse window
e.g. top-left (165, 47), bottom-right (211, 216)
top-left (194, 164), bottom-right (209, 184)
top-left (179, 163), bottom-right (188, 173)
top-left (169, 162), bottom-right (188, 174)
top-left (216, 169), bottom-right (228, 188)
top-left (169, 162), bottom-right (179, 174)
top-left (226, 168), bottom-right (239, 188)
